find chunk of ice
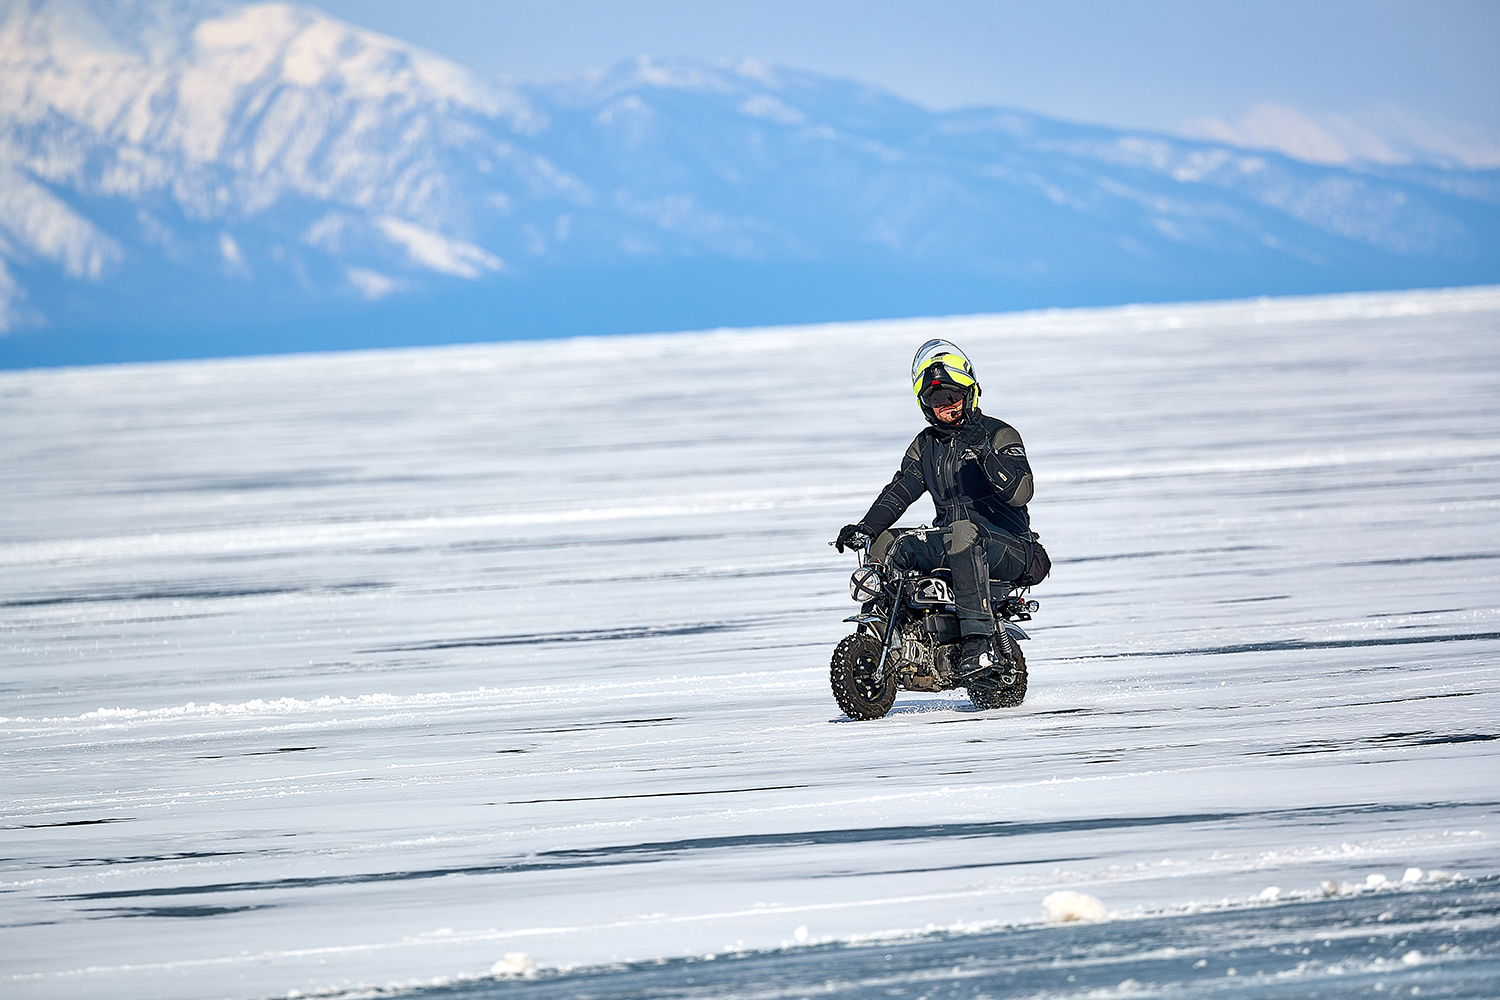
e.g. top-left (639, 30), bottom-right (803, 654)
top-left (491, 952), bottom-right (536, 978)
top-left (1043, 890), bottom-right (1107, 923)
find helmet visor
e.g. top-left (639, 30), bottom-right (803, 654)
top-left (921, 385), bottom-right (967, 408)
top-left (912, 339), bottom-right (968, 382)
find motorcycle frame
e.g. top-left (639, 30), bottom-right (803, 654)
top-left (840, 527), bottom-right (1035, 691)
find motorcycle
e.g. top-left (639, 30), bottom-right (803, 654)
top-left (830, 527), bottom-right (1038, 720)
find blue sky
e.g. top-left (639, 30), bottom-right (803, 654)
top-left (311, 0), bottom-right (1499, 164)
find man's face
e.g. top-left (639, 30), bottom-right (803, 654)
top-left (933, 398), bottom-right (965, 423)
top-left (925, 386), bottom-right (966, 423)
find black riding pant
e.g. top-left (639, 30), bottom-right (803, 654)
top-left (886, 520), bottom-right (1030, 637)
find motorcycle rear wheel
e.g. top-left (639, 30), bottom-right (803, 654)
top-left (830, 632), bottom-right (898, 720)
top-left (966, 644), bottom-right (1028, 710)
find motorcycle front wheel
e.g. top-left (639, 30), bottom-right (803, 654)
top-left (966, 644), bottom-right (1028, 710)
top-left (830, 632), bottom-right (898, 720)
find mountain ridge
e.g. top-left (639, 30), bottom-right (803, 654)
top-left (2, 0), bottom-right (1497, 367)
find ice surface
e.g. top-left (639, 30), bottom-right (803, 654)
top-left (3, 287), bottom-right (1499, 999)
top-left (331, 876), bottom-right (1500, 998)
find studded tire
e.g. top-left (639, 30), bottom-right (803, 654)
top-left (830, 631), bottom-right (898, 721)
top-left (966, 643), bottom-right (1028, 710)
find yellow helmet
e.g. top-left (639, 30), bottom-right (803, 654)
top-left (911, 339), bottom-right (979, 420)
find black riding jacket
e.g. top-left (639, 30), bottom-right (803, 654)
top-left (859, 408), bottom-right (1034, 539)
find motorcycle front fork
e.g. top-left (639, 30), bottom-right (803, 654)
top-left (872, 601), bottom-right (904, 683)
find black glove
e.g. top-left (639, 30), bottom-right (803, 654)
top-left (957, 420), bottom-right (990, 448)
top-left (835, 523), bottom-right (873, 553)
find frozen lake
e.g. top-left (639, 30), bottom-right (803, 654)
top-left (4, 287), bottom-right (1500, 999)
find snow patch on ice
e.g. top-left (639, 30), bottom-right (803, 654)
top-left (0, 485), bottom-right (865, 567)
top-left (490, 952), bottom-right (536, 977)
top-left (1043, 890), bottom-right (1107, 923)
top-left (0, 671), bottom-right (822, 727)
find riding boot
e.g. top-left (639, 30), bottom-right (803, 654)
top-left (958, 634), bottom-right (996, 675)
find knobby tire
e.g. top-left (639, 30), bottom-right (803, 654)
top-left (966, 643), bottom-right (1028, 710)
top-left (830, 631), bottom-right (898, 720)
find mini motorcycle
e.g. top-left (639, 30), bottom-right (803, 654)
top-left (831, 527), bottom-right (1037, 720)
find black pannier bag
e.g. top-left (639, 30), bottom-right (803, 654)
top-left (1017, 533), bottom-right (1051, 588)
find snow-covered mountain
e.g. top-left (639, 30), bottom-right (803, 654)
top-left (2, 0), bottom-right (1499, 366)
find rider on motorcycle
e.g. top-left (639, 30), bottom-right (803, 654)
top-left (836, 340), bottom-right (1050, 674)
